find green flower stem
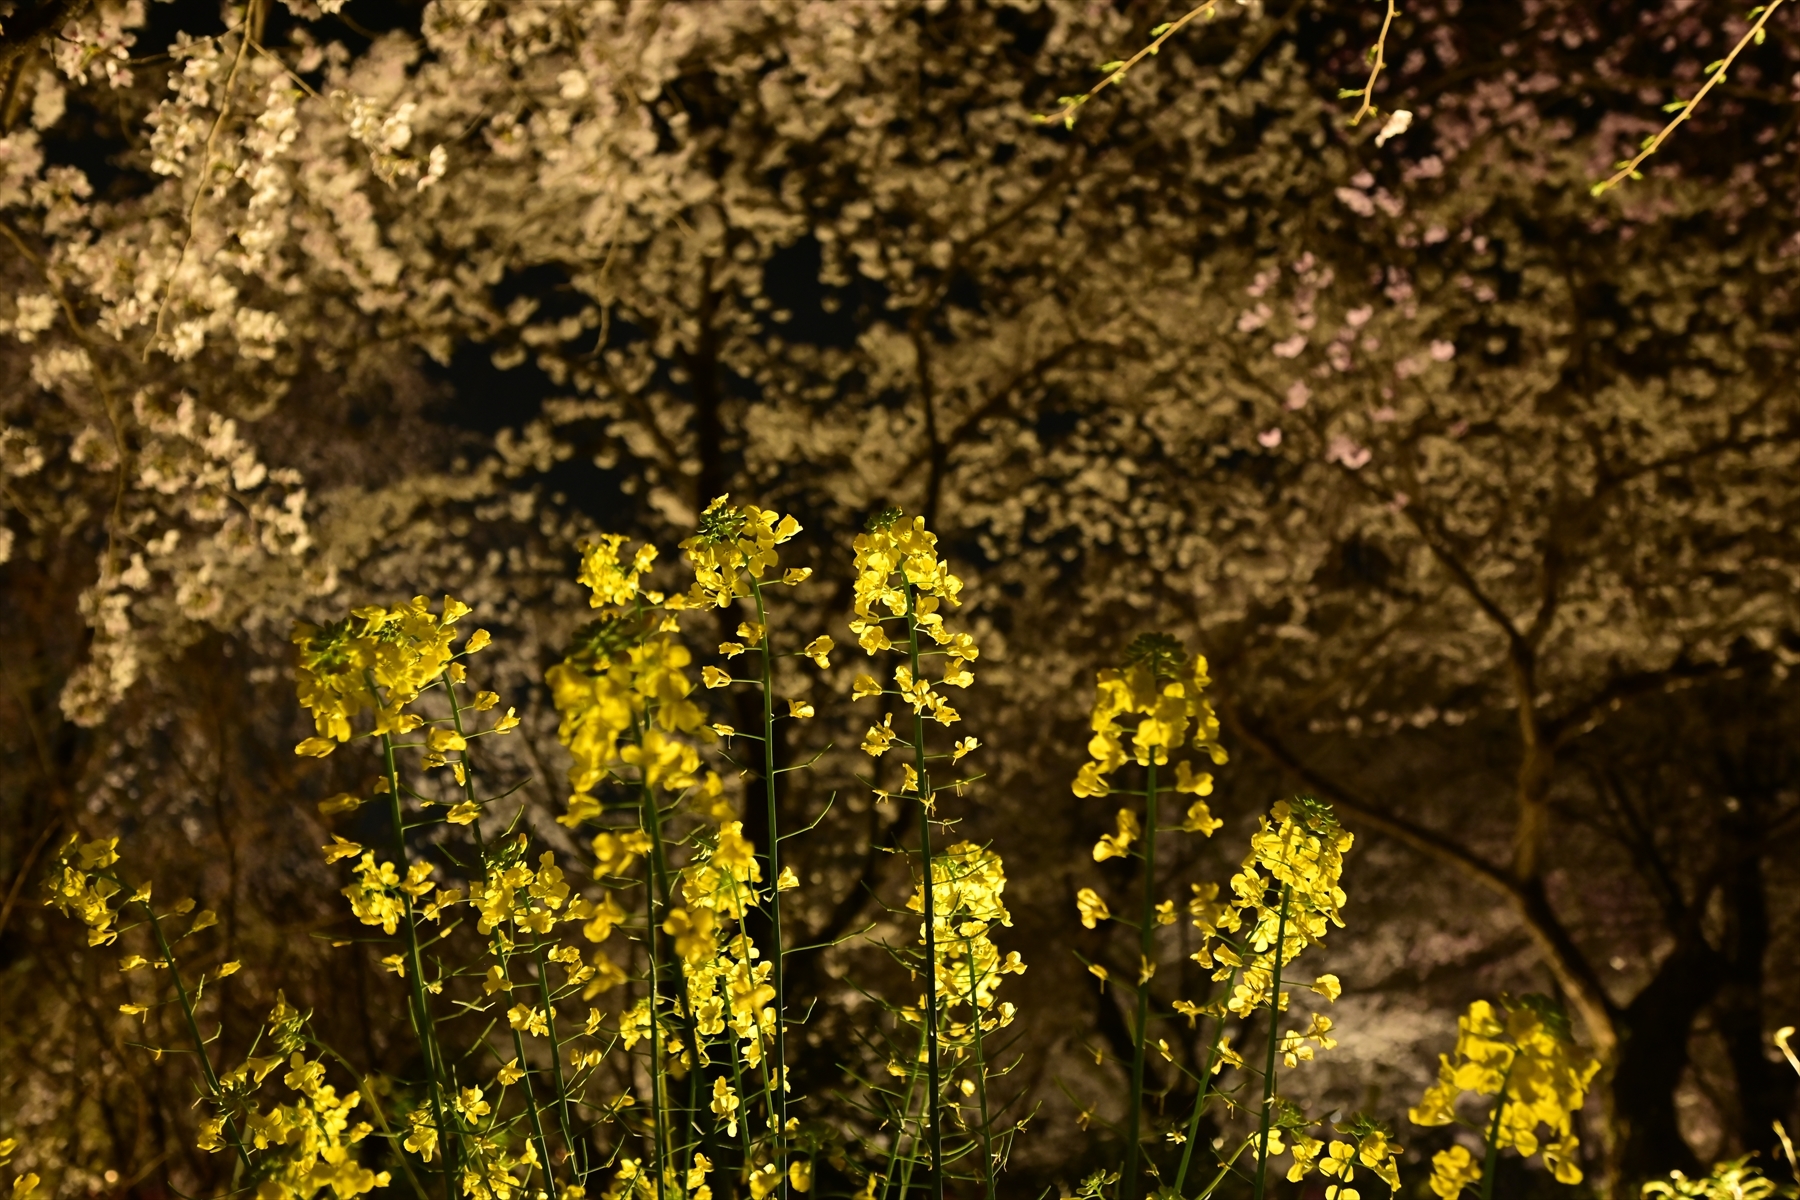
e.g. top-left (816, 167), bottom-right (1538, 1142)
top-left (903, 583), bottom-right (944, 1200)
top-left (379, 723), bottom-right (459, 1200)
top-left (533, 943), bottom-right (585, 1175)
top-left (728, 1018), bottom-right (756, 1160)
top-left (878, 1025), bottom-right (928, 1200)
top-left (509, 994), bottom-right (561, 1193)
top-left (445, 686), bottom-right (564, 1187)
top-left (965, 935), bottom-right (997, 1200)
top-left (1191, 1133), bottom-right (1254, 1200)
top-left (1123, 758), bottom-right (1159, 1200)
top-left (641, 843), bottom-right (669, 1200)
top-left (749, 576), bottom-right (791, 1200)
top-left (139, 901), bottom-right (255, 1178)
top-left (640, 776), bottom-right (708, 1177)
top-left (1478, 1060), bottom-right (1516, 1200)
top-left (725, 873), bottom-right (784, 1173)
top-left (1172, 967), bottom-right (1241, 1196)
top-left (1250, 886), bottom-right (1292, 1200)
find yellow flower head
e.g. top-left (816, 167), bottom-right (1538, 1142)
top-left (1427, 1145), bottom-right (1481, 1200)
top-left (906, 842), bottom-right (1022, 1025)
top-left (1075, 886), bottom-right (1111, 929)
top-left (1410, 994), bottom-right (1599, 1184)
top-left (1072, 633), bottom-right (1227, 802)
top-left (849, 508), bottom-right (971, 663)
top-left (679, 495), bottom-right (802, 608)
top-left (292, 596), bottom-right (471, 746)
top-left (578, 534), bottom-right (658, 611)
top-left (547, 606), bottom-right (705, 821)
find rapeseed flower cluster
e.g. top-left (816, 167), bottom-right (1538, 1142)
top-left (847, 507), bottom-right (1021, 1198)
top-left (1410, 996), bottom-right (1599, 1197)
top-left (292, 589), bottom-right (618, 1199)
top-left (1215, 796), bottom-right (1354, 1018)
top-left (1068, 636), bottom-right (1240, 1198)
top-left (226, 1045), bottom-right (390, 1200)
top-left (1197, 800), bottom-right (1366, 1200)
top-left (1066, 635), bottom-right (1365, 1200)
top-left (37, 492), bottom-right (1582, 1200)
top-left (849, 509), bottom-right (978, 732)
top-left (660, 821), bottom-right (781, 1070)
top-left (1275, 1118), bottom-right (1404, 1200)
top-left (43, 835), bottom-right (126, 946)
top-left (545, 499), bottom-right (831, 1199)
top-left (40, 836), bottom-right (298, 1181)
top-left (676, 495), bottom-right (804, 609)
top-left (579, 534), bottom-right (661, 609)
top-left (905, 842), bottom-right (1026, 1044)
top-left (547, 617), bottom-right (709, 824)
top-left (292, 596), bottom-right (495, 755)
top-left (1072, 633), bottom-right (1226, 831)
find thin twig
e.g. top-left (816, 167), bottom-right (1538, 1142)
top-left (1036, 3), bottom-right (1219, 129)
top-left (1592, 0), bottom-right (1787, 196)
top-left (1346, 0), bottom-right (1400, 126)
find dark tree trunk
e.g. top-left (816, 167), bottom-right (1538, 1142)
top-left (1611, 932), bottom-right (1721, 1183)
top-left (1713, 797), bottom-right (1795, 1159)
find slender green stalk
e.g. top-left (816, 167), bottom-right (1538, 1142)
top-left (444, 685), bottom-right (564, 1186)
top-left (140, 902), bottom-right (255, 1177)
top-left (728, 1014), bottom-right (756, 1161)
top-left (640, 777), bottom-right (708, 1178)
top-left (641, 844), bottom-right (669, 1200)
top-left (1172, 968), bottom-right (1241, 1196)
top-left (509, 993), bottom-right (562, 1191)
top-left (379, 720), bottom-right (459, 1200)
top-left (724, 874), bottom-right (784, 1175)
top-left (965, 934), bottom-right (997, 1200)
top-left (878, 1026), bottom-right (928, 1200)
top-left (1123, 760), bottom-right (1159, 1200)
top-left (1191, 1133), bottom-right (1254, 1200)
top-left (902, 583), bottom-right (944, 1200)
top-left (1250, 886), bottom-right (1292, 1200)
top-left (1478, 1060), bottom-right (1516, 1200)
top-left (749, 577), bottom-right (791, 1200)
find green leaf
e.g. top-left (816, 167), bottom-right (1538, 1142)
top-left (1754, 27), bottom-right (1767, 44)
top-left (1338, 87), bottom-right (1365, 99)
top-left (1098, 60), bottom-right (1126, 72)
top-left (1589, 182), bottom-right (1609, 197)
top-left (1661, 100), bottom-right (1688, 113)
top-left (1640, 134), bottom-right (1657, 149)
top-left (1150, 22), bottom-right (1173, 35)
top-left (1705, 58), bottom-right (1726, 73)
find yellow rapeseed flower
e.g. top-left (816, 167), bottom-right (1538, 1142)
top-left (1076, 887), bottom-right (1111, 929)
top-left (1427, 1146), bottom-right (1481, 1200)
top-left (1410, 995), bottom-right (1599, 1187)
